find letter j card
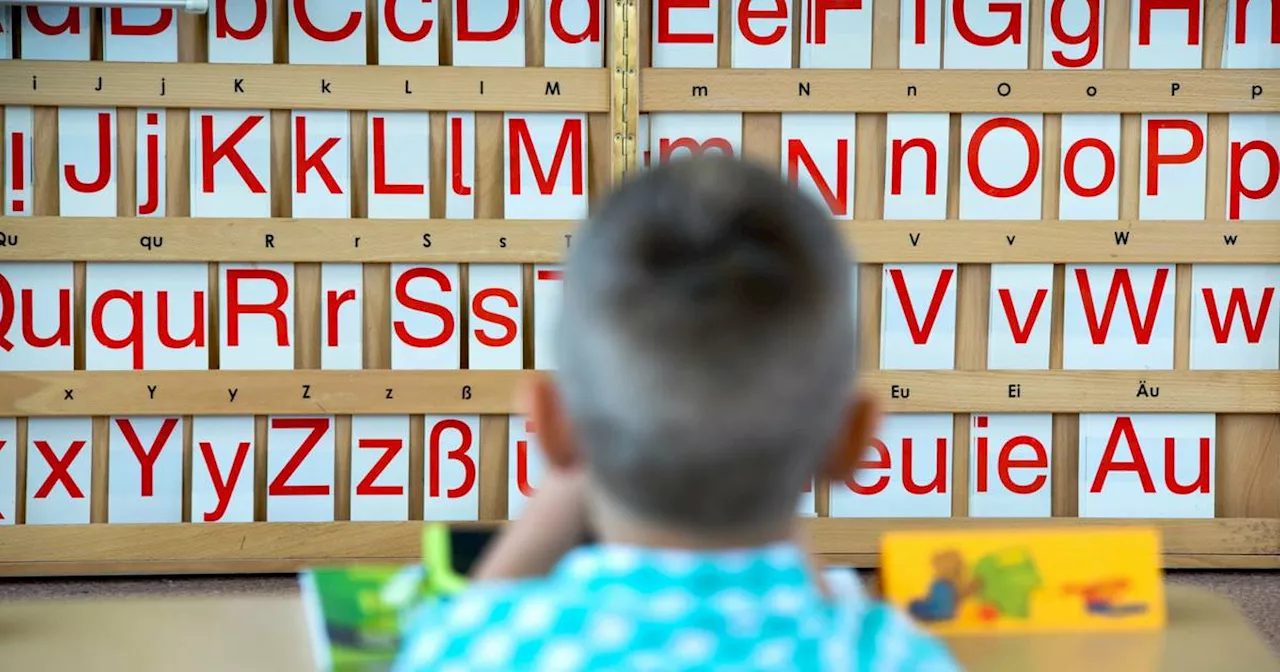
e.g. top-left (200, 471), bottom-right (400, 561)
top-left (881, 527), bottom-right (1164, 634)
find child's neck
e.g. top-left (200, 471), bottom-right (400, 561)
top-left (590, 498), bottom-right (797, 551)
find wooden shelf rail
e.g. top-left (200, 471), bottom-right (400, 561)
top-left (1, 219), bottom-right (1275, 263)
top-left (1, 370), bottom-right (1275, 416)
top-left (640, 69), bottom-right (1279, 113)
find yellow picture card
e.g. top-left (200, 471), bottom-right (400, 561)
top-left (881, 527), bottom-right (1165, 635)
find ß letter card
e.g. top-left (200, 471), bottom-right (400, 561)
top-left (882, 527), bottom-right (1165, 634)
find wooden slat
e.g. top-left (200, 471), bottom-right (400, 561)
top-left (641, 69), bottom-right (1278, 112)
top-left (0, 370), bottom-right (1275, 416)
top-left (0, 518), bottom-right (1274, 576)
top-left (2, 219), bottom-right (1275, 263)
top-left (0, 62), bottom-right (608, 112)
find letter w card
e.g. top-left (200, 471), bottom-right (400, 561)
top-left (1189, 265), bottom-right (1280, 370)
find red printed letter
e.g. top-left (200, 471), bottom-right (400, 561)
top-left (109, 8), bottom-right (173, 36)
top-left (738, 0), bottom-right (788, 46)
top-left (26, 7), bottom-right (81, 35)
top-left (953, 0), bottom-right (1022, 46)
top-left (63, 112), bottom-right (113, 194)
top-left (508, 118), bottom-right (585, 196)
top-left (888, 267), bottom-right (955, 344)
top-left (902, 438), bottom-right (948, 495)
top-left (1146, 119), bottom-right (1205, 196)
top-left (848, 439), bottom-right (890, 495)
top-left (295, 116), bottom-right (343, 195)
top-left (138, 112), bottom-right (162, 216)
top-left (890, 138), bottom-right (938, 196)
top-left (393, 268), bottom-right (455, 348)
top-left (1201, 286), bottom-right (1275, 344)
top-left (457, 0), bottom-right (519, 41)
top-left (1063, 136), bottom-right (1117, 198)
top-left (1165, 437), bottom-right (1211, 494)
top-left (787, 138), bottom-right (850, 217)
top-left (1089, 417), bottom-right (1156, 493)
top-left (472, 288), bottom-right (519, 347)
top-left (115, 418), bottom-right (179, 497)
top-left (384, 0), bottom-right (434, 42)
top-left (292, 0), bottom-right (361, 42)
top-left (1074, 267), bottom-right (1169, 345)
top-left (806, 0), bottom-right (862, 44)
top-left (658, 0), bottom-right (714, 44)
top-left (34, 440), bottom-right (86, 499)
top-left (91, 289), bottom-right (145, 370)
top-left (550, 0), bottom-right (600, 44)
top-left (1138, 0), bottom-right (1200, 45)
top-left (372, 117), bottom-right (424, 195)
top-left (1233, 0), bottom-right (1280, 44)
top-left (1228, 140), bottom-right (1279, 220)
top-left (215, 0), bottom-right (268, 39)
top-left (428, 420), bottom-right (477, 498)
top-left (157, 290), bottom-right (206, 349)
top-left (967, 117), bottom-right (1039, 198)
top-left (226, 269), bottom-right (290, 347)
top-left (201, 114), bottom-right (267, 194)
top-left (199, 440), bottom-right (251, 522)
top-left (356, 439), bottom-right (404, 496)
top-left (998, 288), bottom-right (1048, 344)
top-left (1048, 0), bottom-right (1100, 67)
top-left (268, 417), bottom-right (331, 496)
top-left (326, 289), bottom-right (356, 347)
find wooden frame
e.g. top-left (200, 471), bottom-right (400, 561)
top-left (0, 0), bottom-right (1277, 575)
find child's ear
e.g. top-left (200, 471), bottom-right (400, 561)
top-left (526, 373), bottom-right (581, 471)
top-left (820, 392), bottom-right (880, 480)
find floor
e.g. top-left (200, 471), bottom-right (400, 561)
top-left (2, 572), bottom-right (1278, 652)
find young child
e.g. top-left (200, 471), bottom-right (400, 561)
top-left (394, 157), bottom-right (960, 671)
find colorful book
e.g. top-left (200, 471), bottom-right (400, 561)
top-left (881, 527), bottom-right (1165, 635)
top-left (300, 525), bottom-right (474, 671)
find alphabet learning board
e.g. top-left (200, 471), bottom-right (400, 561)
top-left (0, 1), bottom-right (1276, 575)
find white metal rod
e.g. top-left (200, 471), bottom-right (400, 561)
top-left (0, 0), bottom-right (207, 12)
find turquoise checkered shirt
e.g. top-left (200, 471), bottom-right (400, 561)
top-left (394, 543), bottom-right (960, 671)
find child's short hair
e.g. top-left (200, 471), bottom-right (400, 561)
top-left (556, 157), bottom-right (856, 532)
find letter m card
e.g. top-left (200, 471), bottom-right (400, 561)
top-left (504, 113), bottom-right (589, 220)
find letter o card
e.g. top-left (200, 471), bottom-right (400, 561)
top-left (943, 0), bottom-right (1030, 68)
top-left (22, 7), bottom-right (91, 61)
top-left (192, 415), bottom-right (256, 524)
top-left (425, 415), bottom-right (481, 521)
top-left (651, 113), bottom-right (744, 164)
top-left (1190, 264), bottom-right (1280, 370)
top-left (391, 264), bottom-right (461, 370)
top-left (988, 264), bottom-right (1054, 370)
top-left (58, 107), bottom-right (118, 217)
top-left (219, 263), bottom-right (295, 370)
top-left (545, 0), bottom-right (605, 66)
top-left (288, 0), bottom-right (365, 64)
top-left (508, 415), bottom-right (545, 519)
top-left (453, 0), bottom-right (526, 66)
top-left (0, 262), bottom-right (76, 372)
top-left (108, 416), bottom-right (183, 523)
top-left (380, 0), bottom-right (440, 65)
top-left (267, 416), bottom-right (335, 522)
top-left (26, 417), bottom-right (93, 525)
top-left (1129, 0), bottom-right (1203, 69)
top-left (960, 114), bottom-right (1043, 220)
top-left (830, 413), bottom-right (953, 518)
top-left (468, 264), bottom-right (524, 370)
top-left (533, 265), bottom-right (564, 369)
top-left (86, 263), bottom-right (209, 371)
top-left (1043, 0), bottom-right (1105, 69)
top-left (350, 415), bottom-right (411, 522)
top-left (1064, 264), bottom-right (1175, 370)
top-left (504, 113), bottom-right (589, 220)
top-left (1080, 413), bottom-right (1215, 518)
top-left (969, 413), bottom-right (1052, 518)
top-left (1139, 115), bottom-right (1207, 220)
top-left (0, 418), bottom-right (15, 525)
top-left (1059, 114), bottom-right (1121, 220)
top-left (103, 9), bottom-right (177, 62)
top-left (208, 0), bottom-right (275, 64)
top-left (881, 264), bottom-right (958, 370)
top-left (653, 0), bottom-right (719, 67)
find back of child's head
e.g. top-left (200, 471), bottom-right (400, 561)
top-left (556, 156), bottom-right (856, 534)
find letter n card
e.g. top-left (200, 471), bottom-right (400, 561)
top-left (882, 528), bottom-right (1164, 634)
